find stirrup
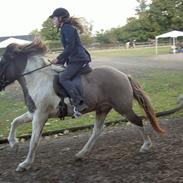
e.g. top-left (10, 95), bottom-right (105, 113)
top-left (73, 106), bottom-right (81, 118)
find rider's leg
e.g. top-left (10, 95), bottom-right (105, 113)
top-left (58, 62), bottom-right (88, 112)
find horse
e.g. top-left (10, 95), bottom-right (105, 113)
top-left (0, 40), bottom-right (165, 172)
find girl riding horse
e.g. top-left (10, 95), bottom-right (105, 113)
top-left (50, 7), bottom-right (91, 113)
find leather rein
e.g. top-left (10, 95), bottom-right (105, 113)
top-left (0, 59), bottom-right (53, 90)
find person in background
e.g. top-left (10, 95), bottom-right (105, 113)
top-left (49, 7), bottom-right (91, 112)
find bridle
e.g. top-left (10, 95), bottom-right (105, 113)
top-left (0, 58), bottom-right (53, 91)
top-left (0, 61), bottom-right (10, 90)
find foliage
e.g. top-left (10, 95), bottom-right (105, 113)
top-left (39, 17), bottom-right (93, 46)
top-left (30, 29), bottom-right (41, 37)
top-left (28, 0), bottom-right (183, 46)
top-left (147, 0), bottom-right (183, 33)
top-left (41, 18), bottom-right (59, 41)
top-left (95, 0), bottom-right (183, 44)
top-left (79, 17), bottom-right (94, 46)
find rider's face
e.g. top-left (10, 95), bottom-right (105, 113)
top-left (52, 17), bottom-right (59, 27)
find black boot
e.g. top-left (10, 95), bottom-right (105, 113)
top-left (75, 101), bottom-right (88, 112)
top-left (68, 90), bottom-right (88, 112)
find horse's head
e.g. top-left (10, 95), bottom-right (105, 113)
top-left (0, 40), bottom-right (47, 91)
top-left (0, 43), bottom-right (28, 91)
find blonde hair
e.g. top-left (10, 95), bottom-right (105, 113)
top-left (63, 16), bottom-right (84, 34)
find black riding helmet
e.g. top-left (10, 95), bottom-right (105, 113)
top-left (49, 8), bottom-right (70, 18)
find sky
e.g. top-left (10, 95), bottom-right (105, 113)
top-left (0, 0), bottom-right (139, 37)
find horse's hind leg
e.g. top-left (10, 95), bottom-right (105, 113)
top-left (75, 107), bottom-right (111, 158)
top-left (8, 112), bottom-right (33, 148)
top-left (114, 102), bottom-right (153, 153)
top-left (125, 110), bottom-right (153, 152)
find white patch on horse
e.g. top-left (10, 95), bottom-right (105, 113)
top-left (23, 56), bottom-right (60, 116)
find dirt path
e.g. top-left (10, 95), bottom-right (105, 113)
top-left (91, 54), bottom-right (183, 72)
top-left (1, 118), bottom-right (183, 183)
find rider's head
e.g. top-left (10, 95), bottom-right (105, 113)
top-left (49, 7), bottom-right (84, 34)
top-left (49, 8), bottom-right (70, 28)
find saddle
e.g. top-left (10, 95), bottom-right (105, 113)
top-left (52, 64), bottom-right (92, 119)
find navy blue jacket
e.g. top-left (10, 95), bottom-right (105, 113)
top-left (56, 22), bottom-right (91, 65)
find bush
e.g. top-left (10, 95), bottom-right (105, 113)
top-left (45, 40), bottom-right (63, 52)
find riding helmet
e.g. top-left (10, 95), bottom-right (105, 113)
top-left (49, 8), bottom-right (70, 18)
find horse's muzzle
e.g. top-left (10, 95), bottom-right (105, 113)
top-left (0, 81), bottom-right (6, 91)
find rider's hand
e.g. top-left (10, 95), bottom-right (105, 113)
top-left (52, 58), bottom-right (59, 64)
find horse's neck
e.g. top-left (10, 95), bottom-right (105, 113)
top-left (19, 55), bottom-right (54, 95)
top-left (23, 55), bottom-right (47, 73)
top-left (18, 55), bottom-right (59, 112)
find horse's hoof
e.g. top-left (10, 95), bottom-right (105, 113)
top-left (140, 148), bottom-right (150, 153)
top-left (74, 156), bottom-right (83, 162)
top-left (16, 166), bottom-right (27, 172)
top-left (16, 161), bottom-right (31, 172)
top-left (8, 139), bottom-right (18, 148)
top-left (140, 145), bottom-right (152, 153)
top-left (9, 141), bottom-right (19, 153)
top-left (75, 152), bottom-right (85, 160)
top-left (8, 138), bottom-right (19, 152)
top-left (75, 153), bottom-right (82, 159)
top-left (140, 141), bottom-right (153, 153)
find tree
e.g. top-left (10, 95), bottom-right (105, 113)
top-left (40, 18), bottom-right (59, 41)
top-left (148, 0), bottom-right (183, 33)
top-left (30, 29), bottom-right (41, 37)
top-left (39, 17), bottom-right (93, 46)
top-left (79, 18), bottom-right (93, 46)
top-left (136, 0), bottom-right (149, 16)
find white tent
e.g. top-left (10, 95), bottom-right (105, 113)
top-left (0, 37), bottom-right (31, 48)
top-left (155, 30), bottom-right (183, 55)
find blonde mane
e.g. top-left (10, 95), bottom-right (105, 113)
top-left (7, 39), bottom-right (48, 57)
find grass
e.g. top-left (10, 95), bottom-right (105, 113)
top-left (47, 46), bottom-right (170, 59)
top-left (89, 46), bottom-right (170, 58)
top-left (0, 47), bottom-right (182, 139)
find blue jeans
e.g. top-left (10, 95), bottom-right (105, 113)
top-left (58, 62), bottom-right (87, 105)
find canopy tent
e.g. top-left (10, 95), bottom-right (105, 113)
top-left (0, 37), bottom-right (31, 48)
top-left (155, 30), bottom-right (183, 55)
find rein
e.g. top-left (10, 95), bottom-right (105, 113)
top-left (21, 60), bottom-right (53, 77)
top-left (0, 59), bottom-right (54, 90)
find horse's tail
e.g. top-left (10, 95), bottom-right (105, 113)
top-left (128, 75), bottom-right (165, 134)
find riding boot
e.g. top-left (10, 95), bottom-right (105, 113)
top-left (67, 89), bottom-right (88, 112)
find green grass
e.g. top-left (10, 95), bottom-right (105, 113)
top-left (135, 70), bottom-right (183, 116)
top-left (90, 46), bottom-right (169, 58)
top-left (0, 47), bottom-right (183, 139)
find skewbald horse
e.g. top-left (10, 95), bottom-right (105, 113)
top-left (0, 40), bottom-right (165, 171)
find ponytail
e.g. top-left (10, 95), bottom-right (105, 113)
top-left (63, 16), bottom-right (84, 34)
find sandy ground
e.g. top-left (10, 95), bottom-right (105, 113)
top-left (0, 53), bottom-right (183, 183)
top-left (1, 118), bottom-right (183, 183)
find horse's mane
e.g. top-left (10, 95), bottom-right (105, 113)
top-left (21, 39), bottom-right (48, 55)
top-left (6, 39), bottom-right (48, 57)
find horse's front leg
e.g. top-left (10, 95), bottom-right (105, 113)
top-left (8, 112), bottom-right (32, 148)
top-left (16, 112), bottom-right (48, 172)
